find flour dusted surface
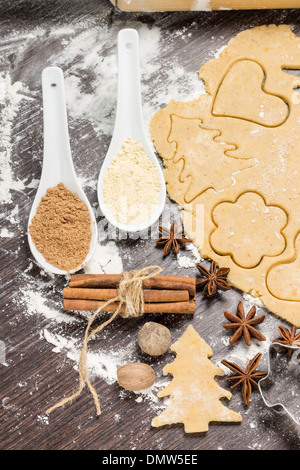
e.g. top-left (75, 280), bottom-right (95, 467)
top-left (103, 138), bottom-right (161, 225)
top-left (2, 8), bottom-right (295, 449)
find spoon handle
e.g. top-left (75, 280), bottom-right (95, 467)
top-left (41, 67), bottom-right (76, 187)
top-left (112, 28), bottom-right (146, 144)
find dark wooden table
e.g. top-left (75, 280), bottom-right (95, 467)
top-left (1, 0), bottom-right (300, 451)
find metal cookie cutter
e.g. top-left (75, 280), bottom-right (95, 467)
top-left (258, 342), bottom-right (300, 425)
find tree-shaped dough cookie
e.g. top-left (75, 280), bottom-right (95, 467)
top-left (152, 325), bottom-right (242, 433)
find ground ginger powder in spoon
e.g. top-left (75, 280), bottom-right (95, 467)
top-left (29, 183), bottom-right (92, 272)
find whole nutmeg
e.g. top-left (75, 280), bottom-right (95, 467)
top-left (117, 362), bottom-right (155, 391)
top-left (138, 321), bottom-right (171, 356)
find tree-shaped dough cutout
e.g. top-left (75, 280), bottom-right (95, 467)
top-left (152, 325), bottom-right (242, 433)
top-left (169, 115), bottom-right (255, 203)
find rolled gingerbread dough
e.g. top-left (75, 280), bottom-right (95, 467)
top-left (150, 25), bottom-right (300, 326)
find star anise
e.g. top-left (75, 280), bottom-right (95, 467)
top-left (196, 260), bottom-right (231, 297)
top-left (221, 353), bottom-right (267, 406)
top-left (223, 301), bottom-right (266, 346)
top-left (155, 221), bottom-right (191, 257)
top-left (273, 325), bottom-right (300, 361)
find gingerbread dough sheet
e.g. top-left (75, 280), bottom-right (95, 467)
top-left (150, 25), bottom-right (300, 326)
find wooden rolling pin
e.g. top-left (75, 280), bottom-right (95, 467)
top-left (110, 0), bottom-right (300, 11)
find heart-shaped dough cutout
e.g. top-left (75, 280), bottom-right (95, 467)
top-left (212, 59), bottom-right (288, 127)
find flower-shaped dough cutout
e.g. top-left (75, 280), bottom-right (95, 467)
top-left (210, 192), bottom-right (287, 268)
top-left (267, 233), bottom-right (300, 301)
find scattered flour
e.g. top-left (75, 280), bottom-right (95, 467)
top-left (219, 333), bottom-right (271, 372)
top-left (0, 73), bottom-right (28, 205)
top-left (42, 326), bottom-right (168, 413)
top-left (83, 241), bottom-right (123, 274)
top-left (2, 397), bottom-right (16, 410)
top-left (22, 287), bottom-right (78, 325)
top-left (37, 414), bottom-right (49, 426)
top-left (0, 228), bottom-right (14, 238)
top-left (242, 292), bottom-right (264, 308)
top-left (176, 242), bottom-right (203, 268)
top-left (43, 328), bottom-right (127, 384)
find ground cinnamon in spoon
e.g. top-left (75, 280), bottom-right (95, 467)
top-left (29, 183), bottom-right (92, 272)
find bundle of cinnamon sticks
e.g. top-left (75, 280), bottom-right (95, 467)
top-left (63, 273), bottom-right (196, 315)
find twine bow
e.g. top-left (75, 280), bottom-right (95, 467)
top-left (46, 265), bottom-right (162, 416)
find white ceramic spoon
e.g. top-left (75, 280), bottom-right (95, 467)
top-left (97, 28), bottom-right (166, 232)
top-left (27, 66), bottom-right (97, 274)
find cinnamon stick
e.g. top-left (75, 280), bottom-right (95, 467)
top-left (69, 274), bottom-right (196, 297)
top-left (63, 299), bottom-right (196, 315)
top-left (63, 287), bottom-right (190, 303)
top-left (70, 273), bottom-right (195, 285)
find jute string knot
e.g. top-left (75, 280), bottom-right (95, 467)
top-left (46, 265), bottom-right (162, 416)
